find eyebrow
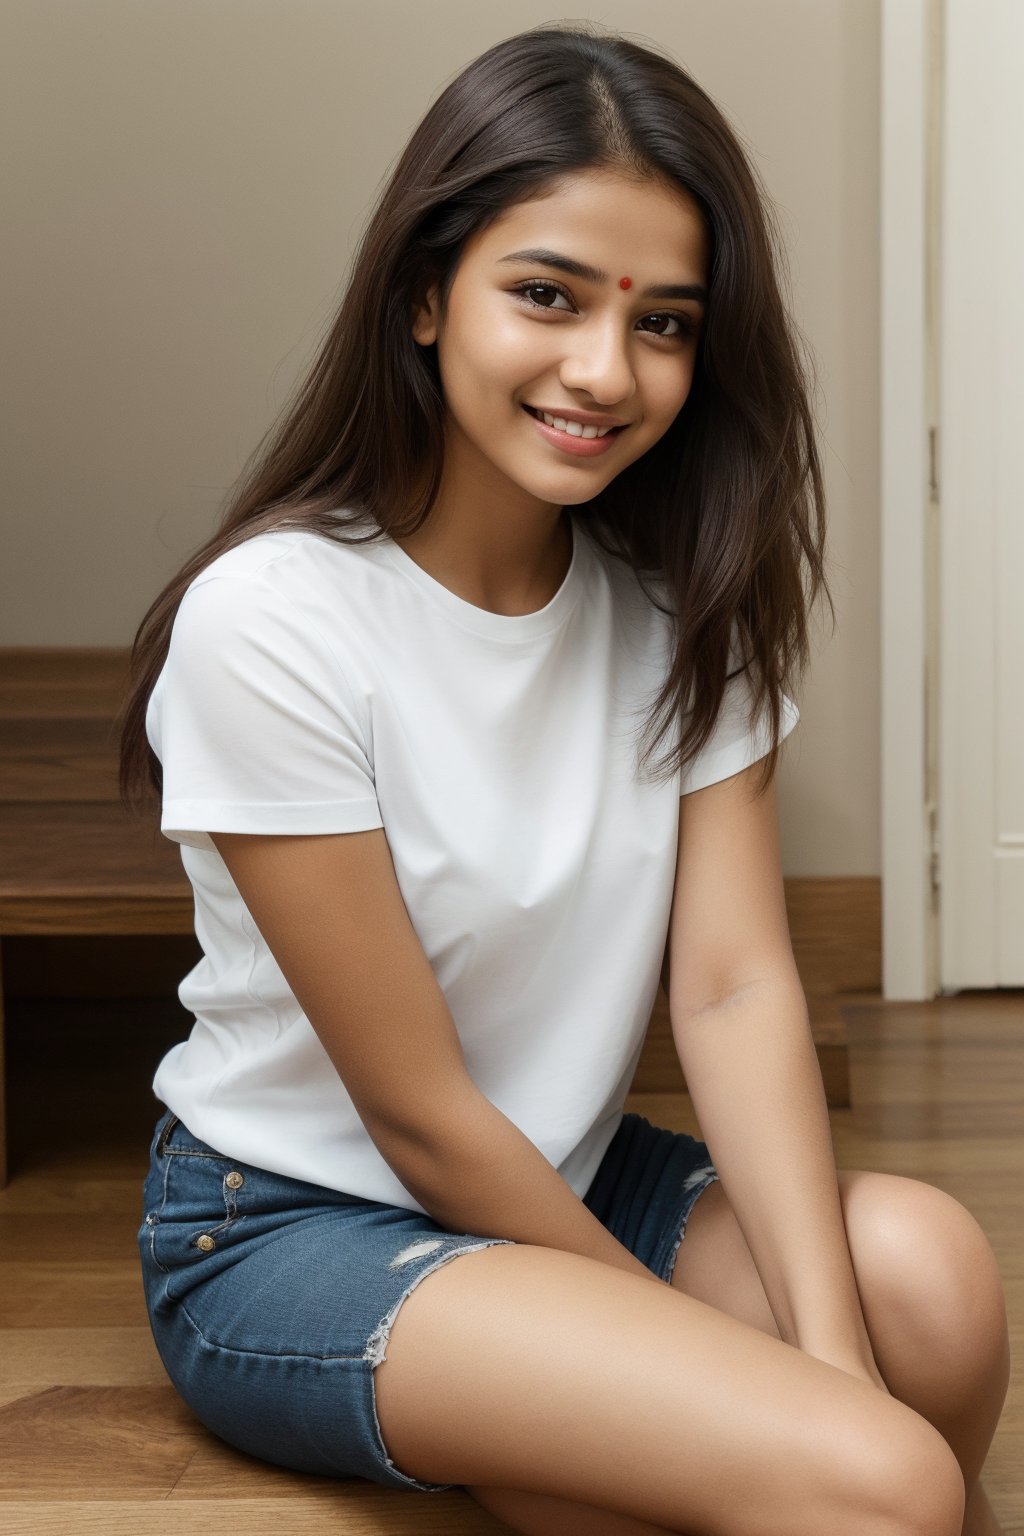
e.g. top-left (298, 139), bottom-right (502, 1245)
top-left (496, 248), bottom-right (708, 305)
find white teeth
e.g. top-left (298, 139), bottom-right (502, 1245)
top-left (539, 410), bottom-right (613, 439)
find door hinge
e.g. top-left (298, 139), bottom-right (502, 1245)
top-left (928, 425), bottom-right (939, 502)
top-left (928, 802), bottom-right (941, 894)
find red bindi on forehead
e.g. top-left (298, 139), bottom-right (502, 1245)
top-left (619, 276), bottom-right (633, 290)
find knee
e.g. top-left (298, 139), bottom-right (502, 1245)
top-left (848, 1175), bottom-right (1008, 1358)
top-left (901, 1431), bottom-right (967, 1536)
top-left (898, 1440), bottom-right (966, 1536)
top-left (864, 1413), bottom-right (966, 1536)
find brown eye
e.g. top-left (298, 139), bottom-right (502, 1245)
top-left (637, 313), bottom-right (699, 340)
top-left (514, 280), bottom-right (573, 310)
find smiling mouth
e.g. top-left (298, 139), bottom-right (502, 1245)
top-left (522, 405), bottom-right (627, 439)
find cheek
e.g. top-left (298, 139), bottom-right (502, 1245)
top-left (438, 323), bottom-right (539, 414)
top-left (442, 294), bottom-right (539, 371)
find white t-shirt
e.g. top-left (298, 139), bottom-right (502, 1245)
top-left (146, 513), bottom-right (799, 1210)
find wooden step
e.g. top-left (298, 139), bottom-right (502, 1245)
top-left (0, 648), bottom-right (863, 1189)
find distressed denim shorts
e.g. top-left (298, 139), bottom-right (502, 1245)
top-left (137, 1104), bottom-right (719, 1493)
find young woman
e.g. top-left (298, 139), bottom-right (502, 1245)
top-left (118, 23), bottom-right (1009, 1536)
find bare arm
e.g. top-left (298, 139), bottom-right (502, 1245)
top-left (665, 766), bottom-right (880, 1371)
top-left (209, 827), bottom-right (663, 1287)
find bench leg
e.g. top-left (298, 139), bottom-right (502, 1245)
top-left (0, 938), bottom-right (7, 1188)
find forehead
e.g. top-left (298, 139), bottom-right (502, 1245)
top-left (473, 168), bottom-right (709, 277)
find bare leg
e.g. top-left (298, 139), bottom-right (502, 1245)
top-left (372, 1240), bottom-right (965, 1536)
top-left (672, 1171), bottom-right (1011, 1536)
top-left (835, 1176), bottom-right (1010, 1536)
top-left (961, 1483), bottom-right (1004, 1536)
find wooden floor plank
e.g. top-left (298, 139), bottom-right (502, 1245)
top-left (0, 1328), bottom-right (166, 1402)
top-left (0, 1385), bottom-right (201, 1497)
top-left (0, 1263), bottom-right (149, 1329)
top-left (0, 1178), bottom-right (142, 1217)
top-left (0, 1497), bottom-right (503, 1535)
top-left (0, 1213), bottom-right (146, 1261)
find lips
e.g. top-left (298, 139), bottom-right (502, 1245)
top-left (522, 404), bottom-right (626, 458)
top-left (523, 405), bottom-right (626, 433)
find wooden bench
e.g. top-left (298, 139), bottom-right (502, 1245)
top-left (0, 648), bottom-right (854, 1189)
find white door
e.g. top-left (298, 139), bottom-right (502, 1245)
top-left (938, 0), bottom-right (1024, 986)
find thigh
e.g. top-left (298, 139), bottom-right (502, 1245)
top-left (372, 1230), bottom-right (965, 1536)
top-left (137, 1107), bottom-right (515, 1492)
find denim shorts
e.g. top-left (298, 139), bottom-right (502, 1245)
top-left (137, 1105), bottom-right (719, 1494)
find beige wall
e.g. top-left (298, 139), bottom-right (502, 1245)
top-left (0, 0), bottom-right (881, 877)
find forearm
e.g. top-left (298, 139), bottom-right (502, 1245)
top-left (672, 975), bottom-right (874, 1361)
top-left (379, 1090), bottom-right (664, 1288)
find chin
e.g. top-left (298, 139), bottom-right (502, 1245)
top-left (521, 454), bottom-right (620, 487)
top-left (557, 482), bottom-right (615, 505)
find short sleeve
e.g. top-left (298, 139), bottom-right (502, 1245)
top-left (147, 571), bottom-right (384, 851)
top-left (678, 661), bottom-right (800, 797)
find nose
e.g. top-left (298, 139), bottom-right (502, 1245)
top-left (557, 317), bottom-right (637, 408)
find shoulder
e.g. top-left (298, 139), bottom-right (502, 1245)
top-left (183, 524), bottom-right (380, 599)
top-left (155, 528), bottom-right (380, 724)
top-left (176, 523), bottom-right (387, 638)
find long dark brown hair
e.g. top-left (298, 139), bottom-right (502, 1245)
top-left (118, 19), bottom-right (833, 818)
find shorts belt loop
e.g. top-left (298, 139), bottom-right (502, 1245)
top-left (156, 1112), bottom-right (180, 1157)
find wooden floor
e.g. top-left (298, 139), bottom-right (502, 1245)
top-left (0, 991), bottom-right (1020, 1535)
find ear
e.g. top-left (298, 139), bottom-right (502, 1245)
top-left (411, 283), bottom-right (440, 347)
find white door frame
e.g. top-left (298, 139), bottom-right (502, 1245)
top-left (880, 0), bottom-right (942, 1000)
top-left (936, 0), bottom-right (1023, 988)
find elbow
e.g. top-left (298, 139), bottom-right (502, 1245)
top-left (363, 1084), bottom-right (490, 1209)
top-left (670, 966), bottom-right (805, 1024)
